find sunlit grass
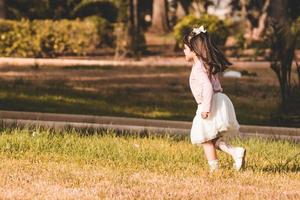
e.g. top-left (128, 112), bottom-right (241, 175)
top-left (0, 126), bottom-right (299, 173)
top-left (0, 126), bottom-right (299, 199)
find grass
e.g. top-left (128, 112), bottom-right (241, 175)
top-left (0, 64), bottom-right (299, 127)
top-left (0, 126), bottom-right (299, 199)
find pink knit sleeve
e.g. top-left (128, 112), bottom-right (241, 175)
top-left (201, 70), bottom-right (213, 113)
top-left (194, 65), bottom-right (213, 113)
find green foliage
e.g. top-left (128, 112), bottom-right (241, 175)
top-left (291, 16), bottom-right (300, 48)
top-left (85, 15), bottom-right (115, 47)
top-left (72, 0), bottom-right (118, 22)
top-left (6, 0), bottom-right (118, 22)
top-left (6, 0), bottom-right (81, 20)
top-left (173, 14), bottom-right (229, 47)
top-left (0, 18), bottom-right (113, 57)
top-left (0, 19), bottom-right (36, 57)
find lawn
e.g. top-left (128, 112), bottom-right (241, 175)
top-left (0, 126), bottom-right (299, 199)
top-left (0, 63), bottom-right (299, 127)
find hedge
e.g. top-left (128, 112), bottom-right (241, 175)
top-left (0, 17), bottom-right (113, 58)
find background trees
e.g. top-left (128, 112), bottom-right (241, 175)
top-left (0, 0), bottom-right (5, 19)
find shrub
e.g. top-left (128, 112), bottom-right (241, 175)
top-left (0, 19), bottom-right (37, 57)
top-left (0, 17), bottom-right (113, 58)
top-left (173, 14), bottom-right (229, 47)
top-left (84, 15), bottom-right (114, 47)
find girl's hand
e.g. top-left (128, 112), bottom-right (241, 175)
top-left (201, 112), bottom-right (209, 119)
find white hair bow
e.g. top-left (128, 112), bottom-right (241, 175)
top-left (192, 25), bottom-right (207, 35)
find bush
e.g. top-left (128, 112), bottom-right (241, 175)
top-left (173, 14), bottom-right (229, 47)
top-left (84, 16), bottom-right (114, 47)
top-left (0, 19), bottom-right (36, 57)
top-left (0, 18), bottom-right (113, 58)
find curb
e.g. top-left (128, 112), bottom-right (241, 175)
top-left (0, 57), bottom-right (190, 68)
top-left (0, 57), bottom-right (288, 68)
top-left (1, 110), bottom-right (299, 141)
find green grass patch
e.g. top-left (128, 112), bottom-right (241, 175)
top-left (0, 126), bottom-right (299, 174)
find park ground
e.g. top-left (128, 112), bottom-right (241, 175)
top-left (0, 59), bottom-right (299, 127)
top-left (0, 127), bottom-right (299, 199)
top-left (0, 36), bottom-right (299, 200)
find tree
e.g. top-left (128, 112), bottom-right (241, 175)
top-left (190, 0), bottom-right (214, 17)
top-left (128, 0), bottom-right (140, 57)
top-left (267, 0), bottom-right (300, 104)
top-left (230, 0), bottom-right (271, 42)
top-left (150, 0), bottom-right (170, 33)
top-left (114, 0), bottom-right (144, 59)
top-left (0, 0), bottom-right (5, 18)
top-left (5, 0), bottom-right (80, 20)
top-left (72, 0), bottom-right (118, 22)
top-left (175, 0), bottom-right (213, 20)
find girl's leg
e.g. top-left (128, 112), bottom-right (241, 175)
top-left (213, 137), bottom-right (236, 155)
top-left (214, 137), bottom-right (236, 156)
top-left (202, 140), bottom-right (217, 160)
top-left (213, 136), bottom-right (246, 170)
top-left (202, 140), bottom-right (218, 172)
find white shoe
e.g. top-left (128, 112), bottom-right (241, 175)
top-left (208, 159), bottom-right (219, 173)
top-left (232, 147), bottom-right (246, 171)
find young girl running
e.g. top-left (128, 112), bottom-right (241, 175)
top-left (183, 26), bottom-right (246, 172)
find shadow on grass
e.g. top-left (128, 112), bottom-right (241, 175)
top-left (0, 66), bottom-right (299, 127)
top-left (0, 77), bottom-right (194, 120)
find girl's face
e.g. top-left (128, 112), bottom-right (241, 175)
top-left (183, 44), bottom-right (195, 62)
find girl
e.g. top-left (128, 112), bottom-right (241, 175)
top-left (183, 26), bottom-right (246, 172)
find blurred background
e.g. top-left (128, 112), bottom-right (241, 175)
top-left (0, 0), bottom-right (299, 127)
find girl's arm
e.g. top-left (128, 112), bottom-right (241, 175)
top-left (199, 68), bottom-right (213, 115)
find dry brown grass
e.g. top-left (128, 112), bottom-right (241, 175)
top-left (0, 158), bottom-right (299, 200)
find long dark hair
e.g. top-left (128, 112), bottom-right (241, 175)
top-left (183, 29), bottom-right (232, 77)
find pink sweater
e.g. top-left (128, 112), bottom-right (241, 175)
top-left (189, 59), bottom-right (223, 113)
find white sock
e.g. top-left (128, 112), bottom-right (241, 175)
top-left (208, 159), bottom-right (219, 171)
top-left (215, 138), bottom-right (236, 156)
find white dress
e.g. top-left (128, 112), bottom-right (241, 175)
top-left (190, 92), bottom-right (240, 144)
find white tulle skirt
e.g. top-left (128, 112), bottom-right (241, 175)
top-left (190, 92), bottom-right (240, 145)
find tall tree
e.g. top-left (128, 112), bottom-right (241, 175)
top-left (190, 0), bottom-right (214, 17)
top-left (230, 0), bottom-right (271, 42)
top-left (113, 0), bottom-right (146, 59)
top-left (267, 0), bottom-right (300, 103)
top-left (126, 0), bottom-right (144, 58)
top-left (150, 0), bottom-right (170, 33)
top-left (0, 0), bottom-right (5, 18)
top-left (175, 0), bottom-right (214, 21)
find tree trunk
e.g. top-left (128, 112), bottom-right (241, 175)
top-left (240, 0), bottom-right (252, 41)
top-left (0, 0), bottom-right (5, 19)
top-left (269, 0), bottom-right (295, 103)
top-left (126, 0), bottom-right (142, 59)
top-left (269, 0), bottom-right (288, 23)
top-left (176, 0), bottom-right (188, 20)
top-left (252, 0), bottom-right (270, 40)
top-left (242, 0), bottom-right (271, 42)
top-left (150, 0), bottom-right (170, 33)
top-left (190, 2), bottom-right (202, 17)
top-left (296, 56), bottom-right (300, 86)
